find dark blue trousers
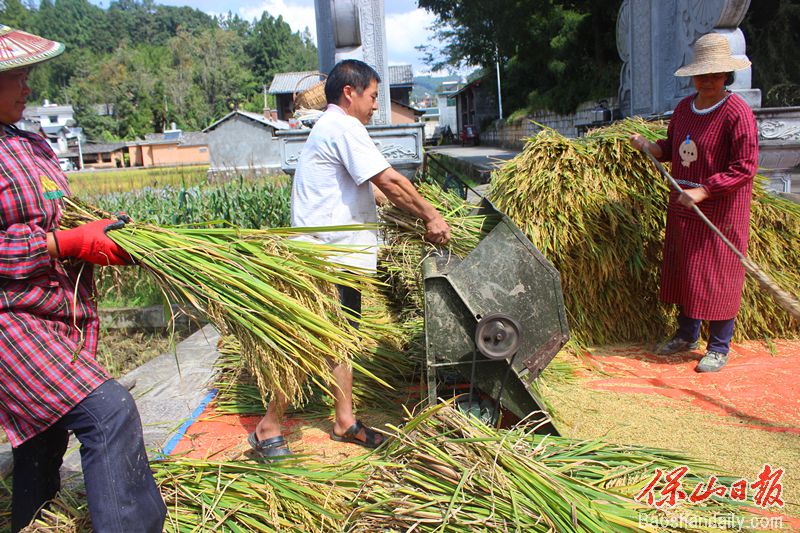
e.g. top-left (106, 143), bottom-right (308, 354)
top-left (675, 308), bottom-right (736, 355)
top-left (11, 379), bottom-right (166, 532)
top-left (337, 284), bottom-right (362, 329)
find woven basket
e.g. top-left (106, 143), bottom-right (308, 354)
top-left (293, 73), bottom-right (328, 111)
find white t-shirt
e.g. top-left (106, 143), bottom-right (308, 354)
top-left (290, 104), bottom-right (390, 271)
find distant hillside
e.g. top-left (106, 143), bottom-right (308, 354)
top-left (412, 74), bottom-right (462, 100)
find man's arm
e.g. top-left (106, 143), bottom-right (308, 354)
top-left (372, 167), bottom-right (451, 245)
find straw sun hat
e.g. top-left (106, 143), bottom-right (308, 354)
top-left (0, 24), bottom-right (64, 72)
top-left (674, 32), bottom-right (750, 77)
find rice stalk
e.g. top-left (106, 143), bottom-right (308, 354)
top-left (490, 117), bottom-right (800, 344)
top-left (379, 183), bottom-right (491, 316)
top-left (62, 198), bottom-right (379, 406)
top-left (154, 458), bottom-right (364, 533)
top-left (212, 296), bottom-right (424, 417)
top-left (346, 403), bottom-right (755, 532)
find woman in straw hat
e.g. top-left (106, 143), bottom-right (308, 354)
top-left (0, 25), bottom-right (165, 531)
top-left (630, 32), bottom-right (758, 373)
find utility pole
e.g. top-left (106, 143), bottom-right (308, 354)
top-left (163, 94), bottom-right (168, 132)
top-left (495, 47), bottom-right (503, 120)
top-left (77, 132), bottom-right (84, 171)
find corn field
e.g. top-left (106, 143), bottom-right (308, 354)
top-left (85, 177), bottom-right (291, 229)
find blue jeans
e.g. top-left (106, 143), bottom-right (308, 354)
top-left (11, 379), bottom-right (166, 532)
top-left (675, 309), bottom-right (736, 355)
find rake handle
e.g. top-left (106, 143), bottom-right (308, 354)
top-left (641, 146), bottom-right (800, 322)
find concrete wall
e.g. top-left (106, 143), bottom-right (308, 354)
top-left (421, 115), bottom-right (439, 139)
top-left (390, 102), bottom-right (418, 125)
top-left (207, 116), bottom-right (282, 174)
top-left (480, 98), bottom-right (619, 148)
top-left (147, 145), bottom-right (208, 167)
top-left (127, 144), bottom-right (209, 168)
top-left (437, 95), bottom-right (457, 133)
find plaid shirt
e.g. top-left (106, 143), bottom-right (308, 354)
top-left (0, 125), bottom-right (107, 447)
top-left (655, 93), bottom-right (758, 320)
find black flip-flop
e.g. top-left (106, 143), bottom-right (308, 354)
top-left (330, 420), bottom-right (384, 449)
top-left (248, 432), bottom-right (291, 459)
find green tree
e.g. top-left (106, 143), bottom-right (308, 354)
top-left (418, 0), bottom-right (623, 114)
top-left (0, 0), bottom-right (31, 28)
top-left (216, 11), bottom-right (250, 38)
top-left (106, 0), bottom-right (213, 49)
top-left (165, 27), bottom-right (255, 130)
top-left (32, 0), bottom-right (107, 50)
top-left (244, 12), bottom-right (317, 86)
top-left (742, 0), bottom-right (800, 106)
top-left (67, 44), bottom-right (167, 139)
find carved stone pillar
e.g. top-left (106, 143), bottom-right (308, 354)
top-left (315, 0), bottom-right (391, 125)
top-left (617, 0), bottom-right (760, 117)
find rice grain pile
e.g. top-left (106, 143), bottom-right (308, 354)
top-left (490, 118), bottom-right (800, 344)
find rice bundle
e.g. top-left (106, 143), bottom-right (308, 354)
top-left (155, 459), bottom-right (362, 532)
top-left (14, 495), bottom-right (90, 532)
top-left (14, 459), bottom-right (364, 532)
top-left (347, 404), bottom-right (753, 532)
top-left (379, 182), bottom-right (490, 313)
top-left (212, 297), bottom-right (424, 417)
top-left (490, 118), bottom-right (800, 344)
top-left (63, 199), bottom-right (376, 405)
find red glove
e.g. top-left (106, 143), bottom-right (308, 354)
top-left (55, 219), bottom-right (132, 266)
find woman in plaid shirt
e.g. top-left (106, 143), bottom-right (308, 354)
top-left (631, 33), bottom-right (759, 373)
top-left (0, 26), bottom-right (165, 531)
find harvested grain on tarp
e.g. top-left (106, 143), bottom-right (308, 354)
top-left (490, 117), bottom-right (800, 344)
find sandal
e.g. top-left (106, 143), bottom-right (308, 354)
top-left (247, 432), bottom-right (291, 459)
top-left (330, 420), bottom-right (385, 449)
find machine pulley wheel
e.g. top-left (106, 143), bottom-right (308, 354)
top-left (474, 313), bottom-right (522, 360)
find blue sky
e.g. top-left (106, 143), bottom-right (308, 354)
top-left (89, 0), bottom-right (443, 74)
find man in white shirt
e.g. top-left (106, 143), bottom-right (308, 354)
top-left (249, 59), bottom-right (451, 457)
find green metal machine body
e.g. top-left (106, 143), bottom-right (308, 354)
top-left (423, 198), bottom-right (569, 432)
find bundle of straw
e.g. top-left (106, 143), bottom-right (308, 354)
top-left (490, 118), bottom-right (800, 344)
top-left (212, 297), bottom-right (424, 417)
top-left (379, 183), bottom-right (490, 313)
top-left (13, 459), bottom-right (365, 532)
top-left (155, 458), bottom-right (362, 532)
top-left (347, 404), bottom-right (753, 531)
top-left (63, 199), bottom-right (376, 405)
top-left (5, 404), bottom-right (754, 531)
